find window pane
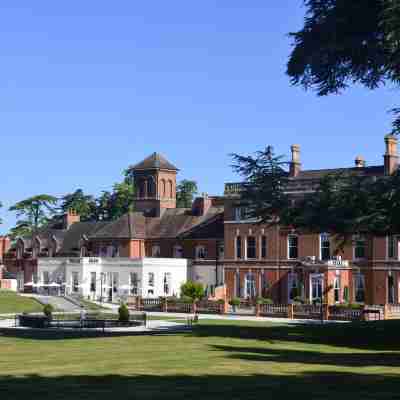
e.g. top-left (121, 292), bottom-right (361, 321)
top-left (320, 233), bottom-right (330, 260)
top-left (261, 236), bottom-right (267, 258)
top-left (288, 235), bottom-right (298, 259)
top-left (247, 236), bottom-right (256, 259)
top-left (236, 237), bottom-right (242, 259)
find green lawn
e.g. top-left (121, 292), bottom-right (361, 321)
top-left (1, 319), bottom-right (400, 399)
top-left (0, 290), bottom-right (42, 314)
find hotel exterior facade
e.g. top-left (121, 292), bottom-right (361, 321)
top-left (4, 136), bottom-right (400, 306)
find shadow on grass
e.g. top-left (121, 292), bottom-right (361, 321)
top-left (194, 319), bottom-right (400, 351)
top-left (211, 344), bottom-right (400, 368)
top-left (0, 372), bottom-right (399, 400)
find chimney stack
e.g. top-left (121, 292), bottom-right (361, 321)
top-left (289, 144), bottom-right (301, 177)
top-left (384, 134), bottom-right (398, 175)
top-left (64, 209), bottom-right (80, 229)
top-left (192, 194), bottom-right (212, 216)
top-left (354, 155), bottom-right (365, 168)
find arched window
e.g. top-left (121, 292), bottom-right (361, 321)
top-left (147, 177), bottom-right (156, 197)
top-left (168, 180), bottom-right (173, 199)
top-left (138, 179), bottom-right (146, 198)
top-left (161, 179), bottom-right (166, 198)
top-left (173, 245), bottom-right (183, 258)
top-left (33, 238), bottom-right (41, 259)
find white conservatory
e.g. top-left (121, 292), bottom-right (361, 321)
top-left (36, 257), bottom-right (188, 302)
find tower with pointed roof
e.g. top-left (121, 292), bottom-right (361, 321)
top-left (130, 152), bottom-right (179, 217)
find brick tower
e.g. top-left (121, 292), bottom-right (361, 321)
top-left (130, 152), bottom-right (178, 217)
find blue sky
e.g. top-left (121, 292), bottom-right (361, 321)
top-left (0, 1), bottom-right (398, 234)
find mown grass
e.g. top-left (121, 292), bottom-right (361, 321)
top-left (1, 318), bottom-right (400, 399)
top-left (0, 290), bottom-right (42, 314)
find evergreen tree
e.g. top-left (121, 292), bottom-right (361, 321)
top-left (287, 0), bottom-right (400, 132)
top-left (231, 146), bottom-right (290, 224)
top-left (9, 195), bottom-right (58, 237)
top-left (176, 180), bottom-right (198, 208)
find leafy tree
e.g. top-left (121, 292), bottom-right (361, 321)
top-left (287, 0), bottom-right (400, 132)
top-left (9, 195), bottom-right (58, 237)
top-left (180, 281), bottom-right (205, 303)
top-left (231, 146), bottom-right (290, 224)
top-left (108, 181), bottom-right (135, 219)
top-left (94, 181), bottom-right (135, 221)
top-left (60, 189), bottom-right (97, 221)
top-left (176, 180), bottom-right (198, 208)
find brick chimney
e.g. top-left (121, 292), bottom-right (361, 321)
top-left (192, 194), bottom-right (212, 216)
top-left (354, 155), bottom-right (365, 168)
top-left (384, 134), bottom-right (398, 175)
top-left (64, 209), bottom-right (80, 229)
top-left (0, 236), bottom-right (10, 262)
top-left (289, 144), bottom-right (301, 177)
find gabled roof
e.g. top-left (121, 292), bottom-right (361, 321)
top-left (89, 213), bottom-right (147, 240)
top-left (89, 207), bottom-right (224, 241)
top-left (130, 152), bottom-right (179, 171)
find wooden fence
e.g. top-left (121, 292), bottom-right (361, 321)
top-left (126, 296), bottom-right (400, 322)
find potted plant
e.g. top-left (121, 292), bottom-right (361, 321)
top-left (43, 304), bottom-right (54, 320)
top-left (118, 303), bottom-right (130, 324)
top-left (229, 297), bottom-right (241, 312)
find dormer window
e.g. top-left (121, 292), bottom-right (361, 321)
top-left (195, 245), bottom-right (207, 259)
top-left (151, 245), bottom-right (161, 258)
top-left (173, 245), bottom-right (183, 258)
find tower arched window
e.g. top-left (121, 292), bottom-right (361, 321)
top-left (148, 177), bottom-right (156, 197)
top-left (138, 179), bottom-right (146, 198)
top-left (161, 179), bottom-right (166, 198)
top-left (168, 180), bottom-right (173, 199)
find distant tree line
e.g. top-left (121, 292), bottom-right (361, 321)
top-left (6, 166), bottom-right (198, 238)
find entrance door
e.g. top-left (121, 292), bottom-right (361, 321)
top-left (310, 274), bottom-right (324, 303)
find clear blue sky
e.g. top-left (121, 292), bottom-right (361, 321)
top-left (0, 1), bottom-right (398, 234)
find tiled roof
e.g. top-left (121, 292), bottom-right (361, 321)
top-left (89, 207), bottom-right (224, 240)
top-left (130, 152), bottom-right (179, 171)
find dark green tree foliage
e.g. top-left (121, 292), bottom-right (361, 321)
top-left (60, 189), bottom-right (97, 221)
top-left (176, 180), bottom-right (198, 208)
top-left (287, 0), bottom-right (400, 132)
top-left (231, 146), bottom-right (400, 247)
top-left (180, 281), bottom-right (205, 303)
top-left (289, 172), bottom-right (382, 248)
top-left (95, 181), bottom-right (135, 221)
top-left (9, 195), bottom-right (58, 237)
top-left (231, 146), bottom-right (290, 224)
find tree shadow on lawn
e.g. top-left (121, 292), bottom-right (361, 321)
top-left (212, 344), bottom-right (400, 368)
top-left (194, 319), bottom-right (400, 351)
top-left (0, 371), bottom-right (399, 400)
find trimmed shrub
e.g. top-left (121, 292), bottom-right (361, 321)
top-left (293, 296), bottom-right (304, 304)
top-left (229, 297), bottom-right (241, 306)
top-left (256, 297), bottom-right (273, 305)
top-left (43, 304), bottom-right (54, 320)
top-left (216, 299), bottom-right (226, 305)
top-left (180, 281), bottom-right (205, 303)
top-left (118, 303), bottom-right (130, 322)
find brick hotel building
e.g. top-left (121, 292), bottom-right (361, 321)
top-left (3, 136), bottom-right (400, 305)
